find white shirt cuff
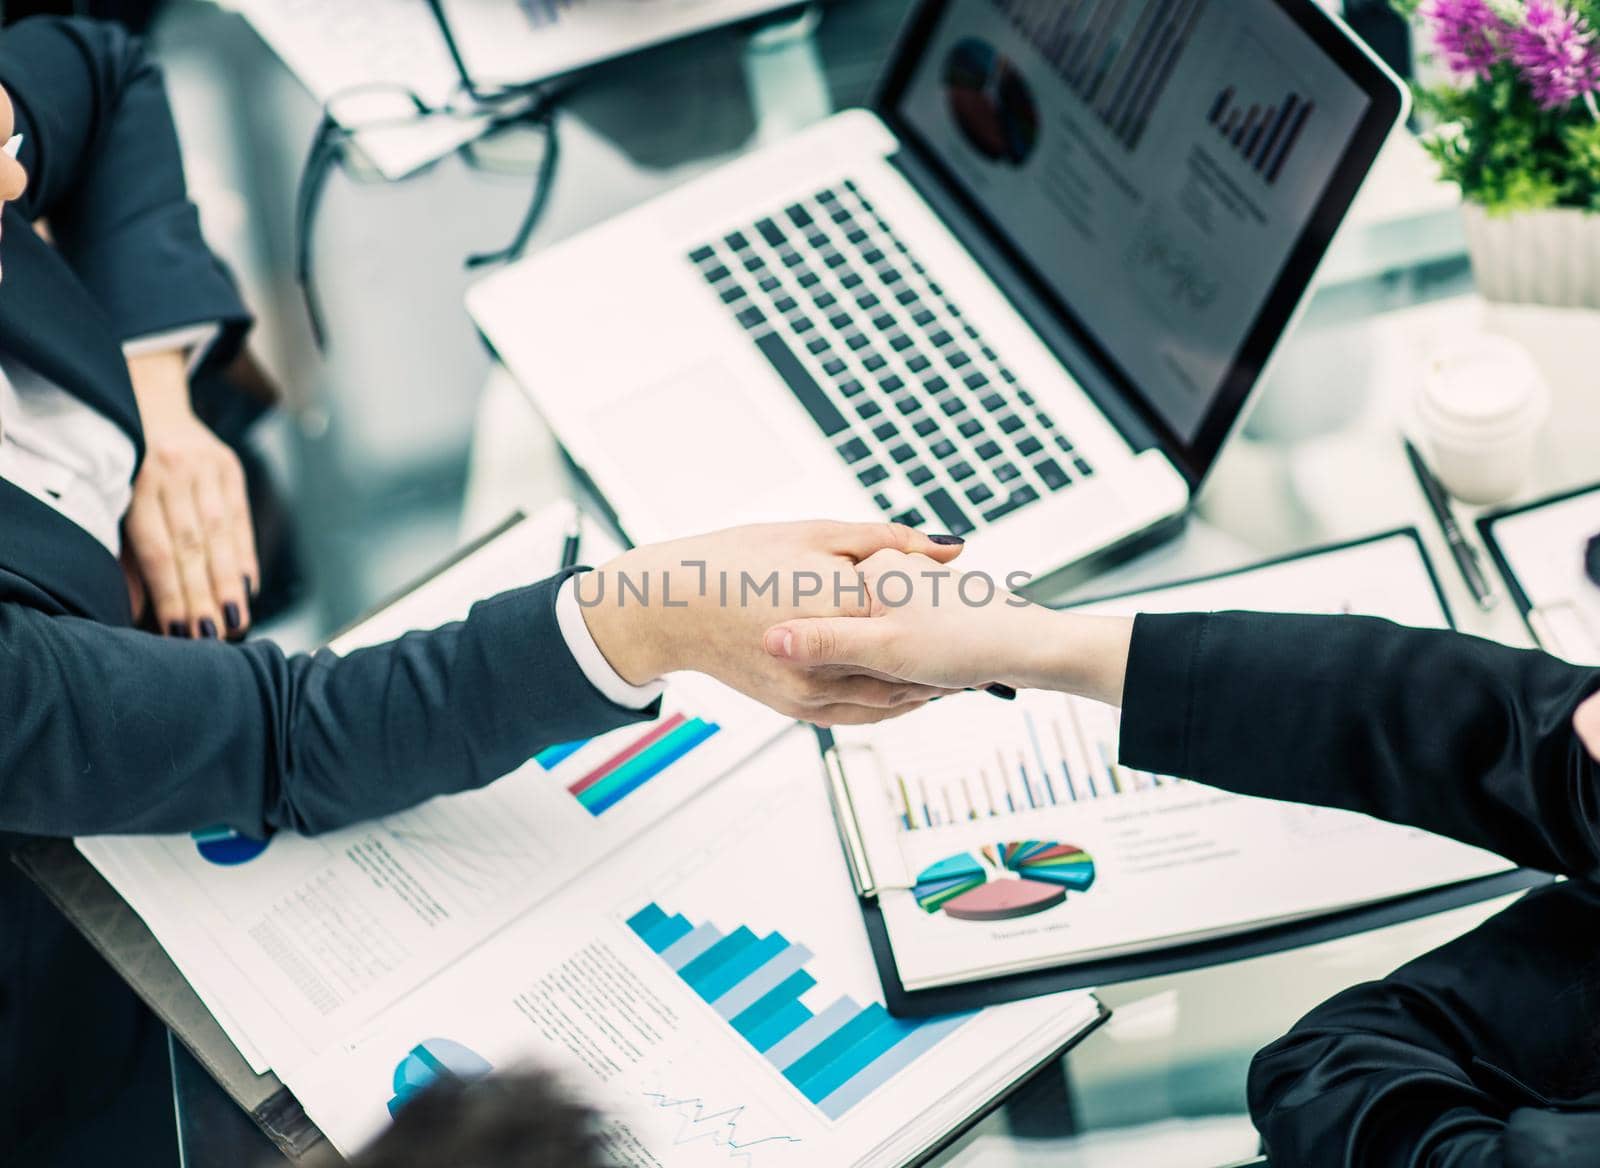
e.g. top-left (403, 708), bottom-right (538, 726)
top-left (555, 574), bottom-right (665, 711)
top-left (123, 323), bottom-right (222, 375)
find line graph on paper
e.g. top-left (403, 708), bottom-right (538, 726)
top-left (637, 1088), bottom-right (804, 1163)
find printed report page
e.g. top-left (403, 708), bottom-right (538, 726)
top-left (835, 534), bottom-right (1515, 990)
top-left (279, 730), bottom-right (1102, 1166)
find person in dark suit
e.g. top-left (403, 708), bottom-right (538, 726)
top-left (764, 551), bottom-right (1600, 1168)
top-left (0, 17), bottom-right (965, 1162)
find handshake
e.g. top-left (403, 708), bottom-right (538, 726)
top-left (578, 519), bottom-right (1133, 724)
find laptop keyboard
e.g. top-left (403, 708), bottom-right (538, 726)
top-left (687, 179), bottom-right (1091, 536)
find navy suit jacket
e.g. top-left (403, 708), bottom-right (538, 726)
top-left (0, 17), bottom-right (651, 843)
top-left (1122, 613), bottom-right (1600, 1168)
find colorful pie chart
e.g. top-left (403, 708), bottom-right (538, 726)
top-left (912, 841), bottom-right (1095, 923)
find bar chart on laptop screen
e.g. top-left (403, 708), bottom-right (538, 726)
top-left (625, 902), bottom-right (968, 1121)
top-left (1204, 27), bottom-right (1318, 185)
top-left (991, 0), bottom-right (1210, 149)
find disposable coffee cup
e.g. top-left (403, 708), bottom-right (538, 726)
top-left (1416, 335), bottom-right (1549, 505)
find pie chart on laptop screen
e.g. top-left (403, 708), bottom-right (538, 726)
top-left (944, 38), bottom-right (1039, 166)
top-left (913, 842), bottom-right (1095, 922)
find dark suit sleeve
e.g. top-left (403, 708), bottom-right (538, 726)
top-left (0, 16), bottom-right (249, 365)
top-left (1118, 612), bottom-right (1600, 880)
top-left (0, 574), bottom-right (654, 839)
top-left (1247, 881), bottom-right (1600, 1168)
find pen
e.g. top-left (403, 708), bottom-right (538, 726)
top-left (559, 510), bottom-right (583, 571)
top-left (1403, 438), bottom-right (1497, 611)
top-left (2, 135), bottom-right (19, 160)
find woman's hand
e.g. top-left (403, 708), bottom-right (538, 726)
top-left (579, 521), bottom-right (968, 726)
top-left (123, 349), bottom-right (258, 639)
top-left (761, 548), bottom-right (1136, 707)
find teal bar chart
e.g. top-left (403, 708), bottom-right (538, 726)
top-left (625, 903), bottom-right (967, 1120)
top-left (534, 712), bottom-right (723, 816)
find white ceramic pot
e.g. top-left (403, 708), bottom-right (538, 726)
top-left (1461, 203), bottom-right (1600, 308)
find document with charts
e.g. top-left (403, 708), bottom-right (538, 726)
top-left (274, 730), bottom-right (1103, 1166)
top-left (1479, 481), bottom-right (1600, 665)
top-left (828, 531), bottom-right (1521, 992)
top-left (76, 505), bottom-right (790, 1073)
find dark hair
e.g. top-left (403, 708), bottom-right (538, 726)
top-left (346, 1069), bottom-right (607, 1168)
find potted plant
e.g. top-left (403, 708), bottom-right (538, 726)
top-left (1401, 0), bottom-right (1600, 305)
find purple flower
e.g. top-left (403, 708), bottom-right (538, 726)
top-left (1506, 0), bottom-right (1600, 108)
top-left (1426, 0), bottom-right (1511, 79)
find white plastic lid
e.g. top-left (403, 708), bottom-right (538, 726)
top-left (1420, 335), bottom-right (1546, 441)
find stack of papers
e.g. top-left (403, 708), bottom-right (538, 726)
top-left (78, 504), bottom-right (1103, 1163)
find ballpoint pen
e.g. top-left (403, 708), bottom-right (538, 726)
top-left (559, 509), bottom-right (583, 571)
top-left (1403, 437), bottom-right (1497, 611)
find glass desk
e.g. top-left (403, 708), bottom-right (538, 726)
top-left (153, 1), bottom-right (1596, 1163)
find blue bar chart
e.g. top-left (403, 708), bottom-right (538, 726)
top-left (625, 903), bottom-right (967, 1120)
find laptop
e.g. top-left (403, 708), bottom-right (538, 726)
top-left (468, 0), bottom-right (1405, 584)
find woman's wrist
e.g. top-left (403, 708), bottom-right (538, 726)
top-left (126, 348), bottom-right (193, 428)
top-left (1001, 607), bottom-right (1133, 706)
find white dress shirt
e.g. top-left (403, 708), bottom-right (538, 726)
top-left (0, 353), bottom-right (137, 555)
top-left (0, 324), bottom-right (215, 556)
top-left (0, 331), bottom-right (658, 707)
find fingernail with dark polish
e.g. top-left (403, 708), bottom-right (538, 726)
top-left (167, 621), bottom-right (188, 638)
top-left (928, 534), bottom-right (965, 546)
top-left (224, 602), bottom-right (242, 632)
top-left (199, 618), bottom-right (219, 640)
top-left (985, 683), bottom-right (1018, 701)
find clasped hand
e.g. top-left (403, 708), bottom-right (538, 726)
top-left (580, 522), bottom-right (972, 726)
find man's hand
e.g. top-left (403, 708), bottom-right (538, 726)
top-left (761, 548), bottom-right (1135, 707)
top-left (579, 521), bottom-right (967, 726)
top-left (123, 349), bottom-right (258, 639)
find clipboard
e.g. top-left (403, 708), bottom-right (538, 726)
top-left (820, 528), bottom-right (1553, 1018)
top-left (1477, 479), bottom-right (1600, 661)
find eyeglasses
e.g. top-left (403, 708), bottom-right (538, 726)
top-left (294, 80), bottom-right (570, 348)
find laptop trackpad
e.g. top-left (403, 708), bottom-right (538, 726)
top-left (592, 361), bottom-right (807, 520)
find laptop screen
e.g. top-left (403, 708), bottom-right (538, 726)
top-left (887, 0), bottom-right (1390, 471)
